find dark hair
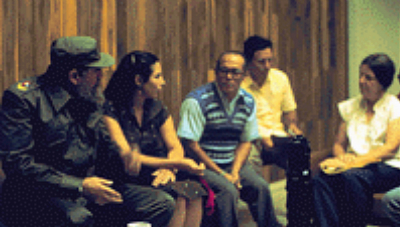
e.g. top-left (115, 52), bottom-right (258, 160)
top-left (361, 53), bottom-right (395, 90)
top-left (104, 51), bottom-right (159, 107)
top-left (215, 50), bottom-right (246, 72)
top-left (243, 35), bottom-right (273, 63)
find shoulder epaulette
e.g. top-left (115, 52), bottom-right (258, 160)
top-left (9, 77), bottom-right (39, 95)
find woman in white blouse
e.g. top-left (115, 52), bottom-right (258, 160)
top-left (313, 53), bottom-right (400, 227)
top-left (382, 71), bottom-right (400, 227)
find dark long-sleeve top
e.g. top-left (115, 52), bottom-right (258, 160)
top-left (0, 75), bottom-right (120, 199)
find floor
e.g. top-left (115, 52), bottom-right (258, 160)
top-left (238, 200), bottom-right (257, 227)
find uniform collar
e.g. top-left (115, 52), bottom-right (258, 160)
top-left (43, 83), bottom-right (73, 113)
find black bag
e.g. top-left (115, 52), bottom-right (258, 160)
top-left (284, 135), bottom-right (314, 227)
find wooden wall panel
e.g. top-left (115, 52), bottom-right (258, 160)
top-left (2, 0), bottom-right (19, 89)
top-left (0, 0), bottom-right (2, 71)
top-left (0, 0), bottom-right (348, 182)
top-left (18, 0), bottom-right (34, 82)
top-left (32, 1), bottom-right (50, 75)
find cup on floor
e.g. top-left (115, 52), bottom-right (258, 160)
top-left (127, 222), bottom-right (151, 227)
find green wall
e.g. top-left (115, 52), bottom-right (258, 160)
top-left (348, 0), bottom-right (400, 98)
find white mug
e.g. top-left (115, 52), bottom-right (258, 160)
top-left (127, 222), bottom-right (151, 227)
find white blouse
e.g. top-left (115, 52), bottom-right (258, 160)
top-left (338, 93), bottom-right (400, 168)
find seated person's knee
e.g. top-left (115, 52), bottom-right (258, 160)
top-left (382, 189), bottom-right (400, 211)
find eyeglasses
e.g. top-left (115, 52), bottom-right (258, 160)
top-left (217, 68), bottom-right (244, 79)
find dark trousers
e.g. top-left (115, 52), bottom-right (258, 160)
top-left (0, 182), bottom-right (175, 227)
top-left (313, 163), bottom-right (400, 227)
top-left (201, 163), bottom-right (280, 227)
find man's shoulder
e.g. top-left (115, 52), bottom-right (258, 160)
top-left (339, 95), bottom-right (359, 107)
top-left (238, 88), bottom-right (255, 111)
top-left (239, 88), bottom-right (255, 102)
top-left (378, 93), bottom-right (400, 111)
top-left (5, 76), bottom-right (42, 99)
top-left (337, 95), bottom-right (362, 118)
top-left (270, 68), bottom-right (289, 80)
top-left (186, 82), bottom-right (215, 100)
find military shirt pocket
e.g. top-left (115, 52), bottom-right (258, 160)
top-left (38, 115), bottom-right (69, 147)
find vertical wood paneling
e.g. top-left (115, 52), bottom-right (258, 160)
top-left (209, 0), bottom-right (217, 62)
top-left (261, 0), bottom-right (270, 38)
top-left (0, 0), bottom-right (3, 71)
top-left (320, 0), bottom-right (330, 73)
top-left (310, 0), bottom-right (320, 121)
top-left (0, 0), bottom-right (348, 182)
top-left (100, 0), bottom-right (117, 87)
top-left (191, 0), bottom-right (208, 89)
top-left (179, 0), bottom-right (190, 100)
top-left (19, 0), bottom-right (34, 81)
top-left (228, 0), bottom-right (238, 49)
top-left (2, 0), bottom-right (19, 88)
top-left (116, 0), bottom-right (128, 60)
top-left (244, 0), bottom-right (253, 37)
top-left (214, 0), bottom-right (229, 56)
top-left (135, 0), bottom-right (146, 50)
top-left (90, 0), bottom-right (103, 40)
top-left (165, 0), bottom-right (183, 123)
top-left (143, 0), bottom-right (159, 53)
top-left (122, 0), bottom-right (137, 52)
top-left (76, 0), bottom-right (90, 35)
top-left (33, 0), bottom-right (51, 75)
top-left (48, 0), bottom-right (62, 42)
top-left (61, 0), bottom-right (77, 36)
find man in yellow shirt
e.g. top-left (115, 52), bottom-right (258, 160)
top-left (242, 35), bottom-right (302, 170)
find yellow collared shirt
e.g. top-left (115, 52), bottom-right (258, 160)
top-left (241, 68), bottom-right (297, 138)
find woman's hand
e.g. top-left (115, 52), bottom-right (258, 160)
top-left (320, 157), bottom-right (347, 174)
top-left (174, 158), bottom-right (205, 176)
top-left (151, 169), bottom-right (176, 187)
top-left (320, 157), bottom-right (346, 168)
top-left (337, 153), bottom-right (357, 164)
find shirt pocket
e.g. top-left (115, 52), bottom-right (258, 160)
top-left (38, 115), bottom-right (69, 147)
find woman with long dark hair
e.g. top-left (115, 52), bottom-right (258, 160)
top-left (103, 51), bottom-right (206, 227)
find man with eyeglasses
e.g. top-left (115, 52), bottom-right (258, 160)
top-left (242, 35), bottom-right (303, 172)
top-left (178, 51), bottom-right (280, 227)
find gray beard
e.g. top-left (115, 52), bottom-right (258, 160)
top-left (76, 82), bottom-right (104, 106)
